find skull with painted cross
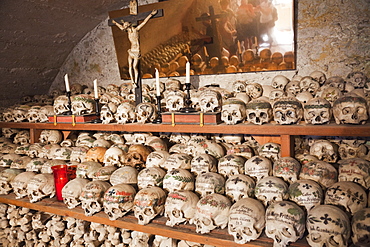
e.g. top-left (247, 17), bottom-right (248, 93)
top-left (288, 179), bottom-right (323, 212)
top-left (351, 208), bottom-right (370, 247)
top-left (195, 172), bottom-right (225, 198)
top-left (254, 176), bottom-right (288, 207)
top-left (103, 183), bottom-right (136, 220)
top-left (79, 180), bottom-right (111, 216)
top-left (259, 142), bottom-right (281, 163)
top-left (225, 174), bottom-right (255, 202)
top-left (338, 158), bottom-right (370, 189)
top-left (218, 154), bottom-right (246, 179)
top-left (190, 153), bottom-right (218, 176)
top-left (244, 155), bottom-right (272, 181)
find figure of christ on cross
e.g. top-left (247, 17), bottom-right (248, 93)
top-left (112, 9), bottom-right (157, 87)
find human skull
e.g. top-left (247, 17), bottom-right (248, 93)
top-left (0, 153), bottom-right (21, 167)
top-left (71, 94), bottom-right (95, 115)
top-left (225, 174), bottom-right (255, 202)
top-left (164, 190), bottom-right (199, 227)
top-left (76, 161), bottom-right (102, 179)
top-left (39, 129), bottom-right (63, 144)
top-left (269, 89), bottom-right (287, 102)
top-left (245, 83), bottom-right (263, 99)
top-left (53, 95), bottom-right (71, 115)
top-left (103, 184), bottom-right (136, 220)
top-left (351, 208), bottom-right (370, 247)
top-left (12, 105), bottom-right (30, 122)
top-left (245, 99), bottom-right (272, 125)
top-left (228, 198), bottom-right (265, 244)
top-left (306, 205), bottom-right (350, 247)
top-left (135, 103), bottom-right (157, 123)
top-left (10, 155), bottom-right (32, 169)
top-left (259, 142), bottom-right (281, 163)
top-left (25, 157), bottom-right (48, 172)
top-left (221, 98), bottom-right (246, 125)
top-left (272, 75), bottom-right (290, 90)
top-left (25, 106), bottom-right (42, 123)
top-left (61, 177), bottom-right (89, 209)
top-left (320, 86), bottom-right (342, 106)
top-left (85, 146), bottom-right (107, 163)
top-left (109, 166), bottom-right (138, 186)
top-left (299, 160), bottom-right (338, 189)
top-left (304, 97), bottom-right (332, 124)
top-left (265, 201), bottom-right (306, 247)
top-left (272, 157), bottom-right (301, 184)
top-left (103, 146), bottom-right (126, 167)
top-left (195, 172), bottom-right (225, 198)
top-left (288, 179), bottom-right (323, 211)
top-left (333, 94), bottom-right (368, 125)
top-left (2, 128), bottom-right (19, 139)
top-left (100, 103), bottom-right (117, 124)
top-left (145, 150), bottom-right (170, 169)
top-left (300, 76), bottom-right (320, 96)
top-left (310, 70), bottom-right (326, 85)
top-left (191, 193), bottom-right (231, 234)
top-left (13, 130), bottom-right (30, 146)
top-left (285, 79), bottom-right (301, 97)
top-left (273, 96), bottom-right (303, 125)
top-left (310, 139), bottom-right (338, 163)
top-left (324, 181), bottom-right (367, 215)
top-left (162, 153), bottom-right (192, 170)
top-left (218, 154), bottom-right (246, 178)
top-left (26, 173), bottom-right (55, 203)
top-left (79, 180), bottom-right (111, 216)
top-left (347, 71), bottom-right (367, 88)
top-left (130, 231), bottom-right (152, 247)
top-left (91, 165), bottom-right (118, 181)
top-left (254, 176), bottom-right (288, 206)
top-left (70, 83), bottom-right (84, 95)
top-left (75, 132), bottom-right (95, 148)
top-left (199, 89), bottom-right (222, 112)
top-left (165, 90), bottom-right (186, 112)
top-left (190, 153), bottom-right (217, 176)
top-left (231, 80), bottom-right (247, 93)
top-left (123, 144), bottom-right (152, 170)
top-left (0, 168), bottom-right (23, 194)
top-left (325, 76), bottom-right (346, 92)
top-left (70, 146), bottom-right (89, 163)
top-left (338, 158), bottom-right (370, 189)
top-left (115, 102), bottom-right (136, 124)
top-left (163, 168), bottom-right (194, 192)
top-left (338, 142), bottom-right (367, 160)
top-left (137, 167), bottom-right (166, 189)
top-left (133, 186), bottom-right (167, 225)
top-left (244, 155), bottom-right (272, 181)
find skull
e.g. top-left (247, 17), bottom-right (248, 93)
top-left (115, 102), bottom-right (136, 124)
top-left (273, 96), bottom-right (303, 125)
top-left (231, 80), bottom-right (247, 93)
top-left (91, 165), bottom-right (118, 181)
top-left (76, 161), bottom-right (102, 179)
top-left (285, 79), bottom-right (301, 97)
top-left (26, 173), bottom-right (55, 203)
top-left (338, 158), bottom-right (370, 189)
top-left (164, 190), bottom-right (199, 227)
top-left (254, 176), bottom-right (288, 206)
top-left (333, 94), bottom-right (368, 125)
top-left (288, 179), bottom-right (323, 211)
top-left (103, 184), bottom-right (136, 220)
top-left (352, 208), bottom-right (370, 247)
top-left (12, 105), bottom-right (30, 122)
top-left (79, 180), bottom-right (111, 216)
top-left (218, 154), bottom-right (246, 178)
top-left (225, 174), bottom-right (255, 202)
top-left (309, 70), bottom-right (326, 85)
top-left (145, 150), bottom-right (170, 169)
top-left (347, 71), bottom-right (367, 88)
top-left (123, 144), bottom-right (152, 170)
top-left (53, 95), bottom-right (71, 115)
top-left (70, 146), bottom-right (89, 163)
top-left (195, 172), bottom-right (225, 198)
top-left (259, 142), bottom-right (281, 163)
top-left (304, 97), bottom-right (332, 124)
top-left (25, 106), bottom-right (42, 123)
top-left (39, 129), bottom-right (63, 144)
top-left (51, 146), bottom-right (72, 161)
top-left (135, 103), bottom-right (157, 123)
top-left (244, 155), bottom-right (272, 181)
top-left (61, 177), bottom-right (89, 209)
top-left (100, 103), bottom-right (117, 124)
top-left (310, 139), bottom-right (338, 163)
top-left (245, 83), bottom-right (263, 99)
top-left (70, 83), bottom-right (84, 95)
top-left (245, 99), bottom-right (273, 125)
top-left (325, 76), bottom-right (346, 92)
top-left (190, 153), bottom-right (217, 176)
top-left (120, 82), bottom-right (134, 95)
top-left (338, 142), bottom-right (367, 160)
top-left (228, 198), bottom-right (265, 244)
top-left (265, 201), bottom-right (305, 247)
top-left (221, 98), bottom-right (247, 125)
top-left (299, 76), bottom-right (320, 96)
top-left (306, 205), bottom-right (350, 247)
top-left (10, 155), bottom-right (32, 169)
top-left (272, 157), bottom-right (301, 184)
top-left (272, 75), bottom-right (290, 90)
top-left (71, 94), bottom-right (95, 115)
top-left (269, 89), bottom-right (287, 102)
top-left (299, 160), bottom-right (338, 189)
top-left (25, 157), bottom-right (48, 172)
top-left (162, 153), bottom-right (192, 170)
top-left (133, 186), bottom-right (167, 225)
top-left (2, 128), bottom-right (19, 139)
top-left (109, 166), bottom-right (138, 186)
top-left (137, 167), bottom-right (166, 189)
top-left (75, 132), bottom-right (95, 148)
top-left (320, 86), bottom-right (342, 106)
top-left (191, 193), bottom-right (231, 234)
top-left (130, 231), bottom-right (153, 247)
top-left (0, 168), bottom-right (23, 194)
top-left (165, 90), bottom-right (186, 112)
top-left (324, 181), bottom-right (367, 215)
top-left (163, 168), bottom-right (194, 192)
top-left (0, 153), bottom-right (21, 167)
top-left (199, 89), bottom-right (222, 112)
top-left (85, 146), bottom-right (107, 163)
top-left (103, 146), bottom-right (126, 167)
top-left (13, 130), bottom-right (30, 146)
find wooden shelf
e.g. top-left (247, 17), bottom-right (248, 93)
top-left (0, 193), bottom-right (309, 247)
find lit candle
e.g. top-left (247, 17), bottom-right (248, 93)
top-left (155, 68), bottom-right (160, 96)
top-left (186, 61), bottom-right (190, 84)
top-left (93, 79), bottom-right (98, 99)
top-left (64, 74), bottom-right (70, 92)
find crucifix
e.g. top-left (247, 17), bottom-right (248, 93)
top-left (108, 0), bottom-right (163, 105)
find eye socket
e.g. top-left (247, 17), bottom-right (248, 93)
top-left (310, 233), bottom-right (322, 243)
top-left (342, 107), bottom-right (351, 115)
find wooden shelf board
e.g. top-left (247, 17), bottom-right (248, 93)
top-left (0, 193), bottom-right (309, 247)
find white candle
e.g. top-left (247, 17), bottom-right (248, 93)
top-left (64, 74), bottom-right (70, 92)
top-left (155, 68), bottom-right (160, 96)
top-left (185, 61), bottom-right (190, 84)
top-left (93, 79), bottom-right (98, 99)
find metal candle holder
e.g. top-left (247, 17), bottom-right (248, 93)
top-left (64, 91), bottom-right (73, 115)
top-left (180, 83), bottom-right (196, 113)
top-left (153, 95), bottom-right (162, 124)
top-left (92, 98), bottom-right (103, 123)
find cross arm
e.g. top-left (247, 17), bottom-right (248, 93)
top-left (108, 9), bottom-right (163, 27)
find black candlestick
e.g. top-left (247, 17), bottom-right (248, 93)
top-left (64, 91), bottom-right (73, 115)
top-left (92, 98), bottom-right (103, 123)
top-left (153, 95), bottom-right (162, 124)
top-left (180, 83), bottom-right (197, 113)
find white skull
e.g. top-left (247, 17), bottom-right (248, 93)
top-left (304, 97), bottom-right (332, 124)
top-left (245, 99), bottom-right (272, 125)
top-left (324, 181), bottom-right (367, 215)
top-left (259, 142), bottom-right (281, 163)
top-left (190, 153), bottom-right (217, 176)
top-left (191, 193), bottom-right (231, 234)
top-left (272, 157), bottom-right (301, 184)
top-left (26, 173), bottom-right (55, 203)
top-left (115, 102), bottom-right (136, 124)
top-left (199, 89), bottom-right (222, 112)
top-left (25, 106), bottom-right (42, 123)
top-left (13, 130), bottom-right (30, 146)
top-left (164, 190), bottom-right (199, 227)
top-left (299, 160), bottom-right (338, 189)
top-left (79, 180), bottom-right (111, 216)
top-left (39, 129), bottom-right (63, 144)
top-left (163, 168), bottom-right (194, 192)
top-left (0, 153), bottom-right (21, 167)
top-left (228, 198), bottom-right (265, 244)
top-left (310, 139), bottom-right (338, 163)
top-left (169, 133), bottom-right (191, 144)
top-left (226, 143), bottom-right (254, 160)
top-left (338, 158), bottom-right (370, 189)
top-left (195, 172), bottom-right (225, 198)
top-left (254, 176), bottom-right (288, 206)
top-left (265, 201), bottom-right (306, 247)
top-left (320, 86), bottom-right (342, 106)
top-left (60, 177), bottom-right (89, 209)
top-left (306, 205), bottom-right (351, 247)
top-left (299, 76), bottom-right (320, 96)
top-left (221, 98), bottom-right (246, 125)
top-left (245, 83), bottom-right (263, 99)
top-left (52, 146), bottom-right (72, 160)
top-left (70, 146), bottom-right (89, 163)
top-left (135, 103), bottom-right (157, 123)
top-left (2, 128), bottom-right (19, 139)
top-left (25, 157), bottom-right (48, 172)
top-left (130, 231), bottom-right (152, 247)
top-left (162, 153), bottom-right (192, 170)
top-left (165, 90), bottom-right (186, 112)
top-left (133, 186), bottom-right (167, 225)
top-left (351, 208), bottom-right (370, 247)
top-left (103, 146), bottom-right (126, 167)
top-left (269, 89), bottom-right (286, 102)
top-left (231, 80), bottom-right (247, 93)
top-left (288, 179), bottom-right (323, 211)
top-left (310, 70), bottom-right (327, 85)
top-left (100, 103), bottom-right (117, 124)
top-left (110, 166), bottom-right (138, 186)
top-left (333, 95), bottom-right (368, 125)
top-left (273, 96), bottom-right (303, 125)
top-left (217, 154), bottom-right (246, 178)
top-left (347, 71), bottom-right (367, 88)
top-left (338, 142), bottom-right (367, 160)
top-left (10, 155), bottom-right (32, 169)
top-left (145, 150), bottom-right (170, 169)
top-left (76, 161), bottom-right (102, 179)
top-left (225, 174), bottom-right (255, 202)
top-left (0, 168), bottom-right (23, 194)
top-left (103, 184), bottom-right (136, 220)
top-left (137, 167), bottom-right (166, 189)
top-left (71, 94), bottom-right (95, 115)
top-left (272, 75), bottom-right (290, 90)
top-left (244, 155), bottom-right (272, 181)
top-left (12, 105), bottom-right (30, 123)
top-left (75, 132), bottom-right (95, 148)
top-left (53, 95), bottom-right (71, 115)
top-left (91, 165), bottom-right (118, 181)
top-left (285, 80), bottom-right (301, 97)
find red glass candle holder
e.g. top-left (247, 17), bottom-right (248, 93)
top-left (51, 165), bottom-right (69, 201)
